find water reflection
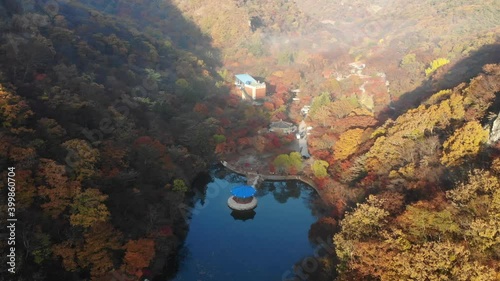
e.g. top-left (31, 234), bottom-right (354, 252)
top-left (256, 180), bottom-right (302, 204)
top-left (230, 209), bottom-right (256, 221)
top-left (171, 168), bottom-right (320, 281)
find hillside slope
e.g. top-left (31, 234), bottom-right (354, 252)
top-left (0, 0), bottom-right (230, 280)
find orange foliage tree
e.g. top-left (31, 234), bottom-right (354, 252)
top-left (122, 238), bottom-right (155, 276)
top-left (11, 169), bottom-right (36, 209)
top-left (0, 85), bottom-right (33, 128)
top-left (79, 223), bottom-right (123, 278)
top-left (99, 140), bottom-right (129, 178)
top-left (193, 102), bottom-right (209, 116)
top-left (53, 223), bottom-right (123, 278)
top-left (37, 159), bottom-right (81, 218)
top-left (332, 115), bottom-right (377, 134)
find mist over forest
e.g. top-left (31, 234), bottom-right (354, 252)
top-left (0, 0), bottom-right (499, 280)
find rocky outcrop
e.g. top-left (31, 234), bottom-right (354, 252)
top-left (488, 113), bottom-right (500, 144)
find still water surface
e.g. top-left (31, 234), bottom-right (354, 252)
top-left (171, 172), bottom-right (319, 281)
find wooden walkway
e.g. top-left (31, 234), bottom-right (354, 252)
top-left (246, 173), bottom-right (263, 187)
top-left (220, 161), bottom-right (319, 193)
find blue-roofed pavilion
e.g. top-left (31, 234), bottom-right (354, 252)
top-left (228, 185), bottom-right (258, 210)
top-left (231, 185), bottom-right (256, 198)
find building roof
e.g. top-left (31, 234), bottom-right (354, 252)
top-left (235, 74), bottom-right (257, 84)
top-left (349, 62), bottom-right (366, 69)
top-left (270, 120), bottom-right (294, 129)
top-left (231, 185), bottom-right (257, 198)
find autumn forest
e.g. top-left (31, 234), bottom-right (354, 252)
top-left (0, 0), bottom-right (499, 280)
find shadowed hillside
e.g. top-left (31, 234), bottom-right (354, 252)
top-left (75, 0), bottom-right (222, 67)
top-left (0, 0), bottom-right (229, 280)
top-left (387, 44), bottom-right (500, 118)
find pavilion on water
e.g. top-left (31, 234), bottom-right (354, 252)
top-left (227, 185), bottom-right (257, 211)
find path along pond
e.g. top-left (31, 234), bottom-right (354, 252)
top-left (170, 168), bottom-right (327, 281)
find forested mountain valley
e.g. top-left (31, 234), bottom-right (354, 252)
top-left (0, 0), bottom-right (499, 280)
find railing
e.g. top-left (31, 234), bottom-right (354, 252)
top-left (220, 161), bottom-right (320, 194)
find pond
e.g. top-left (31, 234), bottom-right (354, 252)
top-left (170, 169), bottom-right (322, 281)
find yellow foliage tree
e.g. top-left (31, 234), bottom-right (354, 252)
top-left (289, 152), bottom-right (303, 171)
top-left (62, 139), bottom-right (100, 180)
top-left (334, 128), bottom-right (364, 161)
top-left (425, 57), bottom-right (450, 76)
top-left (337, 195), bottom-right (389, 240)
top-left (365, 89), bottom-right (471, 174)
top-left (334, 195), bottom-right (389, 271)
top-left (491, 157), bottom-right (500, 174)
top-left (312, 160), bottom-right (329, 178)
top-left (424, 89), bottom-right (452, 105)
top-left (440, 121), bottom-right (488, 167)
top-left (70, 188), bottom-right (110, 228)
top-left (382, 241), bottom-right (496, 280)
top-left (273, 154), bottom-right (291, 172)
top-left (274, 152), bottom-right (303, 173)
top-left (397, 204), bottom-right (460, 242)
top-left (400, 53), bottom-right (417, 66)
top-left (446, 169), bottom-right (500, 255)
